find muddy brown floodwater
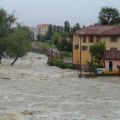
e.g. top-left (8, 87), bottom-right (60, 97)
top-left (0, 52), bottom-right (120, 120)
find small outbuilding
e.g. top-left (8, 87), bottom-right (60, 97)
top-left (104, 50), bottom-right (120, 75)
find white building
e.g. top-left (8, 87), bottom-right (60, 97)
top-left (28, 27), bottom-right (39, 40)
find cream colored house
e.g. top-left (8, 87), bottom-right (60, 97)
top-left (73, 25), bottom-right (120, 65)
top-left (37, 24), bottom-right (51, 36)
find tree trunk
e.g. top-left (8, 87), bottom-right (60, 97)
top-left (0, 51), bottom-right (5, 64)
top-left (0, 54), bottom-right (2, 64)
top-left (11, 56), bottom-right (19, 66)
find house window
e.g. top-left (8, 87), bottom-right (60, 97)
top-left (83, 36), bottom-right (86, 43)
top-left (96, 36), bottom-right (100, 43)
top-left (110, 47), bottom-right (117, 51)
top-left (110, 37), bottom-right (117, 42)
top-left (89, 46), bottom-right (91, 51)
top-left (74, 45), bottom-right (79, 49)
top-left (89, 36), bottom-right (94, 43)
top-left (82, 46), bottom-right (88, 51)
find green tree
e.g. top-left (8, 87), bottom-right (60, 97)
top-left (86, 60), bottom-right (96, 76)
top-left (52, 32), bottom-right (62, 45)
top-left (53, 25), bottom-right (56, 32)
top-left (37, 34), bottom-right (41, 41)
top-left (62, 31), bottom-right (69, 38)
top-left (57, 38), bottom-right (72, 52)
top-left (72, 23), bottom-right (80, 33)
top-left (46, 25), bottom-right (53, 43)
top-left (0, 8), bottom-right (16, 63)
top-left (99, 6), bottom-right (120, 25)
top-left (64, 20), bottom-right (70, 32)
top-left (89, 43), bottom-right (106, 67)
top-left (6, 26), bottom-right (31, 65)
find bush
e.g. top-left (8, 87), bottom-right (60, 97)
top-left (47, 59), bottom-right (54, 66)
top-left (59, 62), bottom-right (66, 69)
top-left (47, 59), bottom-right (74, 69)
top-left (66, 63), bottom-right (75, 69)
top-left (47, 59), bottom-right (60, 66)
top-left (62, 51), bottom-right (72, 57)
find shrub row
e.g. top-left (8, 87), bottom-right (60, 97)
top-left (47, 59), bottom-right (74, 69)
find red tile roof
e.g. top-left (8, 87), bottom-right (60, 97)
top-left (104, 50), bottom-right (120, 60)
top-left (76, 25), bottom-right (120, 36)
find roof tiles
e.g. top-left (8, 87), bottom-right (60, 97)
top-left (104, 50), bottom-right (120, 60)
top-left (76, 25), bottom-right (120, 36)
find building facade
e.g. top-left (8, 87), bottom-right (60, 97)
top-left (37, 24), bottom-right (51, 36)
top-left (104, 50), bottom-right (120, 75)
top-left (52, 25), bottom-right (64, 32)
top-left (37, 24), bottom-right (64, 36)
top-left (73, 26), bottom-right (120, 65)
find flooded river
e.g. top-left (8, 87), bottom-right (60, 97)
top-left (0, 53), bottom-right (120, 120)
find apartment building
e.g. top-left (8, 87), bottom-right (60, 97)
top-left (37, 24), bottom-right (64, 36)
top-left (52, 25), bottom-right (64, 32)
top-left (73, 25), bottom-right (120, 65)
top-left (37, 24), bottom-right (51, 36)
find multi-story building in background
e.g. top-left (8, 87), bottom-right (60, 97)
top-left (37, 24), bottom-right (64, 36)
top-left (52, 25), bottom-right (64, 32)
top-left (37, 24), bottom-right (51, 36)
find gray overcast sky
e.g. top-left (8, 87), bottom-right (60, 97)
top-left (0, 0), bottom-right (120, 27)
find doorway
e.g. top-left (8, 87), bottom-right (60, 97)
top-left (109, 61), bottom-right (113, 71)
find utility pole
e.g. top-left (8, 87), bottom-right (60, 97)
top-left (79, 35), bottom-right (82, 77)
